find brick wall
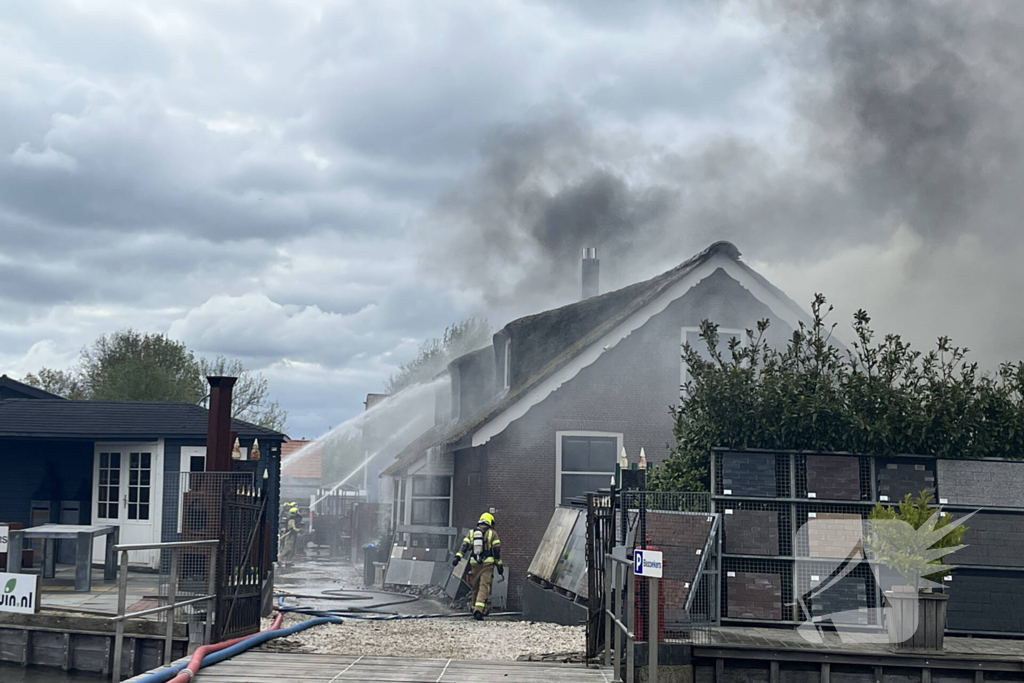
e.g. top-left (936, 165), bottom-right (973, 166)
top-left (805, 455), bottom-right (861, 500)
top-left (722, 453), bottom-right (777, 498)
top-left (876, 461), bottom-right (935, 502)
top-left (805, 513), bottom-right (864, 559)
top-left (727, 572), bottom-right (783, 620)
top-left (808, 576), bottom-right (869, 625)
top-left (724, 510), bottom-right (780, 555)
top-left (464, 269), bottom-right (796, 605)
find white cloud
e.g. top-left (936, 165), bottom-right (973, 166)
top-left (10, 142), bottom-right (78, 171)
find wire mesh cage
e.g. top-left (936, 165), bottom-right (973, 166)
top-left (158, 471), bottom-right (255, 625)
top-left (622, 491), bottom-right (717, 644)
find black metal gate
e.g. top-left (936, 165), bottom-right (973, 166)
top-left (585, 492), bottom-right (616, 660)
top-left (215, 479), bottom-right (268, 641)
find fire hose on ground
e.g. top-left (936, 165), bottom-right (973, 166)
top-left (127, 611), bottom-right (343, 683)
top-left (128, 588), bottom-right (519, 682)
top-left (275, 591), bottom-right (522, 620)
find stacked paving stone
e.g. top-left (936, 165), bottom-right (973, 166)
top-left (876, 461), bottom-right (935, 502)
top-left (955, 513), bottom-right (1024, 568)
top-left (808, 575), bottom-right (869, 625)
top-left (727, 572), bottom-right (783, 620)
top-left (805, 455), bottom-right (861, 500)
top-left (721, 453), bottom-right (777, 497)
top-left (646, 511), bottom-right (715, 612)
top-left (724, 509), bottom-right (780, 556)
top-left (946, 573), bottom-right (1024, 633)
top-left (805, 513), bottom-right (865, 559)
top-left (937, 459), bottom-right (1024, 507)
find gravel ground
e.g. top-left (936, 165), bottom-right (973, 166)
top-left (261, 612), bottom-right (585, 661)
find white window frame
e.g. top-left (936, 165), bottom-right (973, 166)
top-left (680, 326), bottom-right (746, 397)
top-left (405, 474), bottom-right (453, 527)
top-left (555, 431), bottom-right (623, 508)
top-left (180, 446), bottom-right (207, 474)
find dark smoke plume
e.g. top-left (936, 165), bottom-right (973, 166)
top-left (423, 0), bottom-right (1024, 324)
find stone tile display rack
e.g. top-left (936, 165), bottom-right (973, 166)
top-left (710, 449), bottom-right (1024, 635)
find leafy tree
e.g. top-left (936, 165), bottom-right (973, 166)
top-left (81, 331), bottom-right (205, 402)
top-left (385, 317), bottom-right (491, 393)
top-left (21, 367), bottom-right (86, 399)
top-left (650, 295), bottom-right (1024, 491)
top-left (199, 356), bottom-right (288, 431)
top-left (22, 330), bottom-right (287, 431)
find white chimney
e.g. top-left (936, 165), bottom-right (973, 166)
top-left (581, 247), bottom-right (599, 299)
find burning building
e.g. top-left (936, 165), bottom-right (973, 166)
top-left (382, 241), bottom-right (813, 605)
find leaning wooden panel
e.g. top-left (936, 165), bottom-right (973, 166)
top-left (527, 507), bottom-right (581, 583)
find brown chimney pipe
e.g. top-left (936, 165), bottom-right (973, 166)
top-left (206, 376), bottom-right (237, 472)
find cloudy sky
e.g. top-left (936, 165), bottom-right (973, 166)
top-left (2, 1), bottom-right (1023, 438)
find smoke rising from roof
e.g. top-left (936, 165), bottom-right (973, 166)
top-left (422, 0), bottom-right (1024, 359)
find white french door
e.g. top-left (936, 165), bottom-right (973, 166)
top-left (93, 443), bottom-right (162, 567)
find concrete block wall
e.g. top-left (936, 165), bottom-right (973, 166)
top-left (721, 453), bottom-right (777, 498)
top-left (937, 459), bottom-right (1024, 507)
top-left (805, 455), bottom-right (861, 501)
top-left (724, 510), bottom-right (780, 556)
top-left (726, 571), bottom-right (783, 620)
top-left (876, 461), bottom-right (935, 502)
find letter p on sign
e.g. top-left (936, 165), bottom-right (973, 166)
top-left (634, 549), bottom-right (664, 578)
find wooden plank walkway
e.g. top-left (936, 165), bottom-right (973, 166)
top-left (193, 651), bottom-right (611, 682)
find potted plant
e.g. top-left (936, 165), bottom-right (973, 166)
top-left (866, 491), bottom-right (971, 651)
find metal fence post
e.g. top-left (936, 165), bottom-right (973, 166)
top-left (206, 547), bottom-right (218, 644)
top-left (613, 562), bottom-right (622, 682)
top-left (112, 550), bottom-right (129, 682)
top-left (604, 557), bottom-right (613, 667)
top-left (626, 561), bottom-right (635, 683)
top-left (164, 546), bottom-right (179, 665)
top-left (649, 576), bottom-right (658, 683)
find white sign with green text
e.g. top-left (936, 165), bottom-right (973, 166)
top-left (0, 572), bottom-right (39, 614)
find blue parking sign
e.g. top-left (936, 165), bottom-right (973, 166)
top-left (634, 549), bottom-right (663, 578)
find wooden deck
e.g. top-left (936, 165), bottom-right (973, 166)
top-left (192, 651), bottom-right (611, 682)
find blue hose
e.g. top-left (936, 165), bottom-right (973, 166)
top-left (128, 615), bottom-right (343, 683)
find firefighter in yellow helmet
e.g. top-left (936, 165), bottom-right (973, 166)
top-left (280, 505), bottom-right (302, 565)
top-left (453, 511), bottom-right (502, 620)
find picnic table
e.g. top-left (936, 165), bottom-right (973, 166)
top-left (5, 524), bottom-right (119, 592)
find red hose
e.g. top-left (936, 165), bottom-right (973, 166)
top-left (167, 611), bottom-right (285, 683)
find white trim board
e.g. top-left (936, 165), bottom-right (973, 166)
top-left (471, 254), bottom-right (818, 448)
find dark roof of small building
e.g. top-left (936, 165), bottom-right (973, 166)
top-left (0, 399), bottom-right (285, 440)
top-left (0, 375), bottom-right (66, 400)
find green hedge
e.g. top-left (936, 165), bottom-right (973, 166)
top-left (651, 295), bottom-right (1024, 491)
